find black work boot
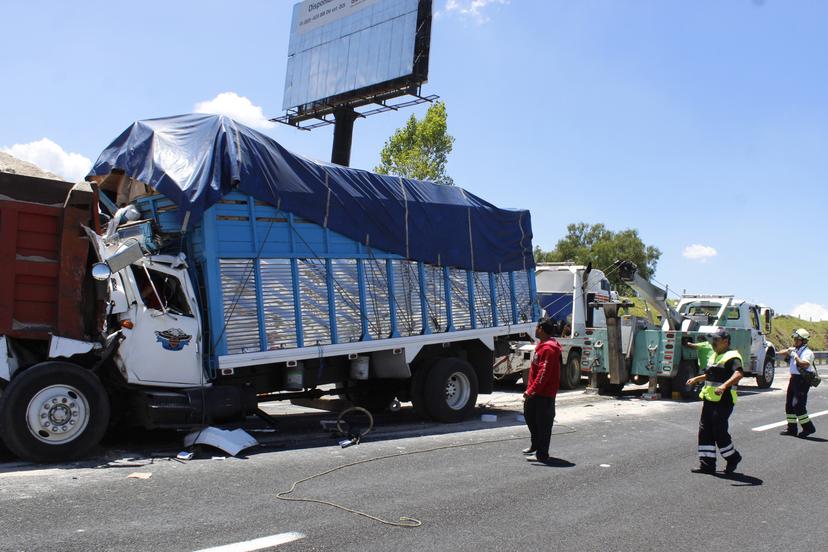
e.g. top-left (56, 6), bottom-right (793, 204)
top-left (691, 460), bottom-right (716, 474)
top-left (780, 423), bottom-right (798, 437)
top-left (724, 451), bottom-right (742, 474)
top-left (799, 422), bottom-right (816, 438)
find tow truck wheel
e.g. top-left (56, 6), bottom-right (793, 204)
top-left (0, 362), bottom-right (110, 463)
top-left (673, 361), bottom-right (698, 400)
top-left (560, 352), bottom-right (582, 390)
top-left (756, 357), bottom-right (775, 389)
top-left (423, 358), bottom-right (479, 423)
top-left (596, 374), bottom-right (624, 395)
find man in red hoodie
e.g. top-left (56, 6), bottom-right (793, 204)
top-left (523, 317), bottom-right (563, 463)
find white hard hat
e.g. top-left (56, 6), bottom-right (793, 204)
top-left (792, 328), bottom-right (810, 341)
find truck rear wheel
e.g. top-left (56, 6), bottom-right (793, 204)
top-left (756, 357), bottom-right (774, 389)
top-left (560, 352), bottom-right (582, 390)
top-left (596, 374), bottom-right (624, 395)
top-left (0, 362), bottom-right (110, 463)
top-left (673, 361), bottom-right (698, 400)
top-left (422, 358), bottom-right (479, 423)
top-left (0, 434), bottom-right (13, 461)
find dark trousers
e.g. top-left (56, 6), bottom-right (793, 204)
top-left (524, 395), bottom-right (556, 458)
top-left (786, 374), bottom-right (814, 428)
top-left (698, 393), bottom-right (738, 468)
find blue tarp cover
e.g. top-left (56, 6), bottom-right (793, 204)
top-left (88, 114), bottom-right (534, 273)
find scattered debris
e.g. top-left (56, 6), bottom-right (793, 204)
top-left (183, 427), bottom-right (259, 457)
top-left (127, 472), bottom-right (153, 480)
top-left (176, 451), bottom-right (194, 461)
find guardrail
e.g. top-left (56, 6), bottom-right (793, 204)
top-left (774, 351), bottom-right (828, 367)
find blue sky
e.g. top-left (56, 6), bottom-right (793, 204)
top-left (2, 0), bottom-right (826, 318)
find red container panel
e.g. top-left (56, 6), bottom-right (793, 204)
top-left (0, 200), bottom-right (62, 338)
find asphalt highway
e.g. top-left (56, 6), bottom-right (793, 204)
top-left (1, 371), bottom-right (826, 552)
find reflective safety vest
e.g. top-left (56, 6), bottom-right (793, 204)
top-left (699, 349), bottom-right (742, 404)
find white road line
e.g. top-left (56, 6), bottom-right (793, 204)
top-left (193, 532), bottom-right (305, 552)
top-left (752, 409), bottom-right (828, 432)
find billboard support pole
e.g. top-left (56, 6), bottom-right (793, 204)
top-left (331, 107), bottom-right (358, 166)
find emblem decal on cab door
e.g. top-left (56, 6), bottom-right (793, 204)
top-left (155, 328), bottom-right (192, 351)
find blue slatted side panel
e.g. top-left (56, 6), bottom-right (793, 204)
top-left (134, 191), bottom-right (539, 359)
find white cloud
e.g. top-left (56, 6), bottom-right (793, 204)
top-left (440, 0), bottom-right (509, 23)
top-left (791, 303), bottom-right (828, 322)
top-left (194, 92), bottom-right (275, 130)
top-left (682, 244), bottom-right (717, 263)
top-left (2, 138), bottom-right (92, 182)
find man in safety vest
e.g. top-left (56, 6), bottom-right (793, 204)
top-left (780, 328), bottom-right (817, 437)
top-left (522, 317), bottom-right (562, 463)
top-left (685, 328), bottom-right (744, 474)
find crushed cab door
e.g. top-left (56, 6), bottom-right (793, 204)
top-left (116, 262), bottom-right (204, 386)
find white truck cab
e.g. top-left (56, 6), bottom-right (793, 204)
top-left (675, 295), bottom-right (776, 387)
top-left (494, 263), bottom-right (612, 389)
top-left (535, 263), bottom-right (611, 337)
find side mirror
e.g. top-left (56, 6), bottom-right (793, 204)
top-left (91, 262), bottom-right (112, 281)
top-left (764, 310), bottom-right (772, 334)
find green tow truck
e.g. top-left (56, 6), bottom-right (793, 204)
top-left (583, 261), bottom-right (777, 397)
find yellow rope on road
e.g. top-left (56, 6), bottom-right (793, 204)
top-left (276, 426), bottom-right (577, 528)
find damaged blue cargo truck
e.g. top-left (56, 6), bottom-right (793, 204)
top-left (0, 114), bottom-right (539, 462)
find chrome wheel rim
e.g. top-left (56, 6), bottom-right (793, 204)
top-left (26, 385), bottom-right (90, 445)
top-left (763, 360), bottom-right (775, 382)
top-left (444, 372), bottom-right (471, 410)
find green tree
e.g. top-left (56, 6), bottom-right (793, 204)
top-left (535, 223), bottom-right (662, 294)
top-left (375, 101), bottom-right (455, 185)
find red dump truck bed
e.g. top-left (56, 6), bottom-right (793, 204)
top-left (0, 172), bottom-right (93, 341)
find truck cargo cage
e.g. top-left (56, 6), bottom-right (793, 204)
top-left (135, 192), bottom-right (539, 361)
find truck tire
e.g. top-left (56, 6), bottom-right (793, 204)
top-left (673, 361), bottom-right (698, 400)
top-left (560, 352), bottom-right (582, 390)
top-left (596, 374), bottom-right (624, 396)
top-left (658, 376), bottom-right (673, 399)
top-left (423, 358), bottom-right (479, 423)
top-left (0, 362), bottom-right (110, 463)
top-left (0, 434), bottom-right (14, 461)
top-left (756, 357), bottom-right (775, 389)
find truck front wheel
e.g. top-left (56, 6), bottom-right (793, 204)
top-left (756, 357), bottom-right (775, 389)
top-left (0, 362), bottom-right (110, 463)
top-left (422, 358), bottom-right (479, 423)
top-left (560, 352), bottom-right (582, 390)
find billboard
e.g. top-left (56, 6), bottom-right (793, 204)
top-left (282, 0), bottom-right (432, 116)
